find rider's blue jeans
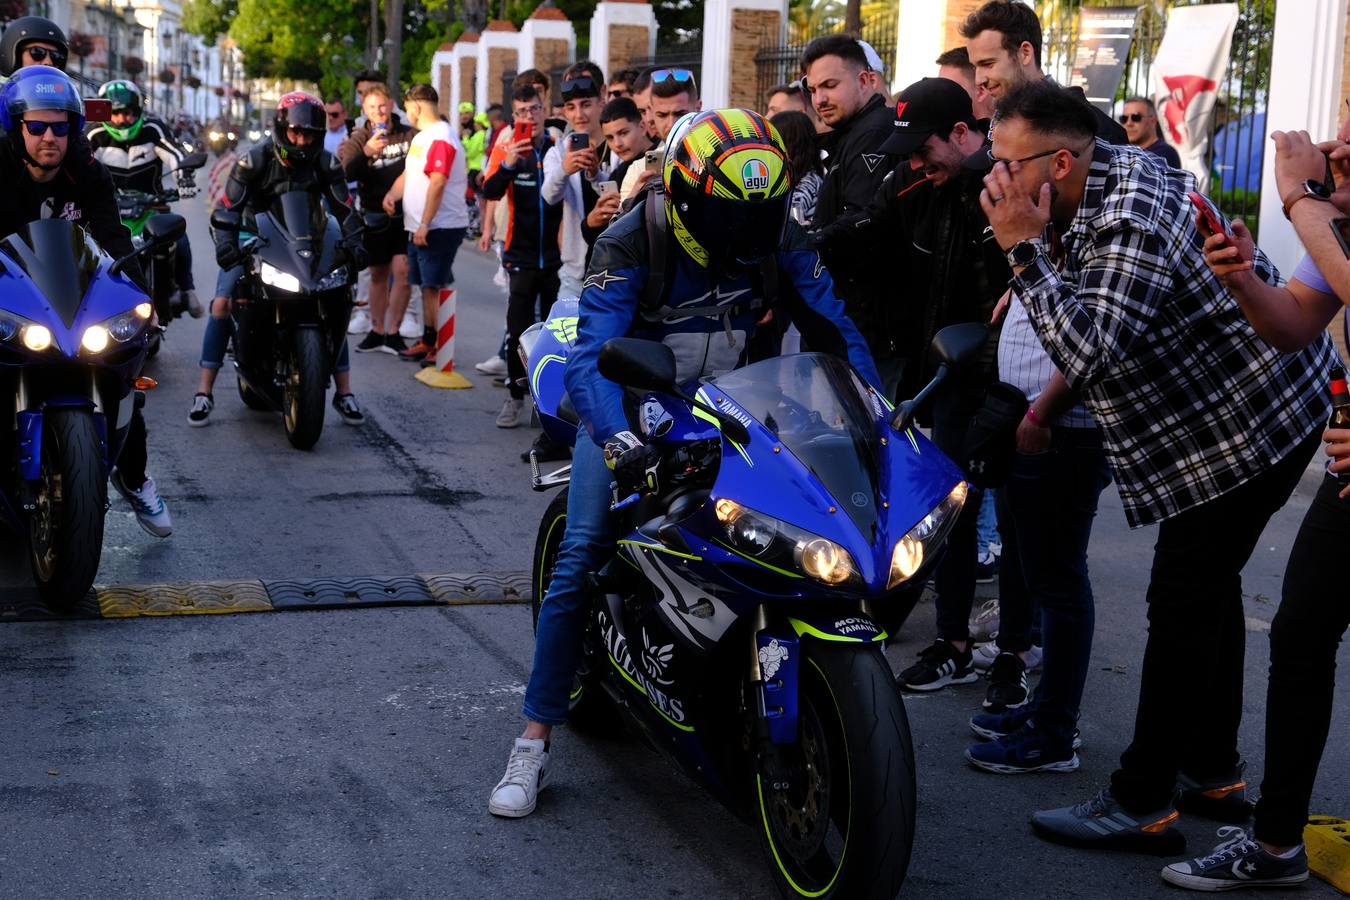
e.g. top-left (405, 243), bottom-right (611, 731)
top-left (523, 435), bottom-right (616, 726)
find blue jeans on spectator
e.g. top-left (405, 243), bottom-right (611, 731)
top-left (996, 427), bottom-right (1111, 744)
top-left (976, 490), bottom-right (999, 555)
top-left (523, 436), bottom-right (615, 725)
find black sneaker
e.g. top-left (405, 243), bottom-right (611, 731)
top-left (382, 333), bottom-right (409, 355)
top-left (970, 709), bottom-right (1083, 749)
top-left (187, 393), bottom-right (213, 427)
top-left (521, 432), bottom-right (571, 463)
top-left (1031, 789), bottom-right (1185, 856)
top-left (355, 332), bottom-right (385, 353)
top-left (1176, 762), bottom-right (1255, 824)
top-left (897, 639), bottom-right (979, 692)
top-left (984, 651), bottom-right (1030, 711)
top-left (1161, 826), bottom-right (1308, 890)
top-left (975, 550), bottom-right (997, 584)
top-left (965, 722), bottom-right (1079, 774)
top-left (332, 393), bottom-right (365, 426)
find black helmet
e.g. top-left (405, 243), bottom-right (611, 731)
top-left (272, 91), bottom-right (326, 167)
top-left (0, 16), bottom-right (68, 76)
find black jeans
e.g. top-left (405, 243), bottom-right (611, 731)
top-left (930, 371), bottom-right (990, 643)
top-left (505, 266), bottom-right (560, 400)
top-left (118, 406), bottom-right (149, 487)
top-left (1254, 473), bottom-right (1350, 846)
top-left (1110, 428), bottom-right (1322, 813)
top-left (996, 428), bottom-right (1112, 743)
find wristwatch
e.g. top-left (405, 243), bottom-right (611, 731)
top-left (1006, 238), bottom-right (1044, 269)
top-left (1282, 179), bottom-right (1332, 220)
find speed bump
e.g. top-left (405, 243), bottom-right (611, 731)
top-left (1307, 816), bottom-right (1350, 894)
top-left (97, 580), bottom-right (273, 617)
top-left (265, 575), bottom-right (435, 610)
top-left (422, 571), bottom-right (530, 605)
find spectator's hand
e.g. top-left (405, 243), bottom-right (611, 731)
top-left (1201, 216), bottom-right (1256, 289)
top-left (1317, 141), bottom-right (1350, 213)
top-left (980, 161), bottom-right (1051, 251)
top-left (503, 139), bottom-right (532, 168)
top-left (630, 168), bottom-right (657, 194)
top-left (991, 288), bottom-right (1012, 324)
top-left (1326, 426), bottom-right (1350, 498)
top-left (1015, 413), bottom-right (1052, 454)
top-left (477, 231), bottom-right (492, 252)
top-left (413, 225), bottom-right (430, 248)
top-left (585, 191), bottom-right (621, 228)
top-left (563, 145), bottom-right (597, 176)
top-left (364, 132), bottom-right (389, 158)
top-left (381, 192), bottom-right (397, 215)
top-left (1271, 130), bottom-right (1327, 200)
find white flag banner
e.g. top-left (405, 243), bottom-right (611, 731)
top-left (1150, 3), bottom-right (1240, 184)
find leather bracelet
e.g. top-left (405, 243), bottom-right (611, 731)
top-left (1025, 407), bottom-right (1048, 428)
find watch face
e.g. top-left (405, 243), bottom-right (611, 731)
top-left (1306, 179), bottom-right (1332, 199)
top-left (1011, 241), bottom-right (1037, 265)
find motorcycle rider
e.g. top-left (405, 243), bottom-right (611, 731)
top-left (488, 109), bottom-right (881, 817)
top-left (0, 66), bottom-right (172, 536)
top-left (88, 79), bottom-right (203, 318)
top-left (190, 92), bottom-right (368, 426)
top-left (0, 16), bottom-right (69, 80)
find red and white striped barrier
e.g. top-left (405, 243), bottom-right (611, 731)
top-left (414, 287), bottom-right (472, 389)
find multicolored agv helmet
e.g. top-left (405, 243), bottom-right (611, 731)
top-left (98, 80), bottom-right (144, 142)
top-left (661, 109), bottom-right (792, 270)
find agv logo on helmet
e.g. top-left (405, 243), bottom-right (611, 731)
top-left (741, 158), bottom-right (770, 191)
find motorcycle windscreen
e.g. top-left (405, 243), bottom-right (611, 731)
top-left (0, 220), bottom-right (102, 328)
top-left (711, 353), bottom-right (880, 540)
top-left (271, 191), bottom-right (327, 243)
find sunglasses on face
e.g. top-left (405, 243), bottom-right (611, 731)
top-left (25, 46), bottom-right (66, 66)
top-left (327, 110), bottom-right (344, 119)
top-left (1118, 112), bottom-right (1147, 123)
top-left (560, 76), bottom-right (598, 100)
top-left (23, 120), bottom-right (70, 137)
top-left (608, 88), bottom-right (629, 99)
top-left (651, 68), bottom-right (693, 84)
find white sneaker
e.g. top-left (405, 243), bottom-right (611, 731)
top-left (181, 289), bottom-right (204, 318)
top-left (496, 397), bottom-right (524, 428)
top-left (348, 305), bottom-right (372, 335)
top-left (488, 737), bottom-right (549, 818)
top-left (973, 638), bottom-right (1043, 673)
top-left (475, 356), bottom-right (508, 376)
top-left (110, 470), bottom-right (172, 538)
top-left (398, 309), bottom-right (421, 340)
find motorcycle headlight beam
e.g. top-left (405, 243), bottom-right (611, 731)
top-left (887, 481), bottom-right (969, 589)
top-left (259, 261), bottom-right (302, 293)
top-left (81, 324), bottom-right (110, 353)
top-left (21, 323), bottom-right (52, 351)
top-left (714, 498), bottom-right (860, 586)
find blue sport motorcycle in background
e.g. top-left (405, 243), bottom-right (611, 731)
top-left (521, 300), bottom-right (986, 899)
top-left (0, 215), bottom-right (184, 609)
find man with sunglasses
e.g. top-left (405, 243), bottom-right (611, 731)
top-left (979, 79), bottom-right (1337, 855)
top-left (0, 66), bottom-right (173, 537)
top-left (1119, 97), bottom-right (1180, 168)
top-left (0, 16), bottom-right (68, 76)
top-left (607, 67), bottom-right (639, 100)
top-left (618, 67), bottom-right (700, 203)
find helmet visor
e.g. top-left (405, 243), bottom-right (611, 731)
top-left (675, 190), bottom-right (788, 266)
top-left (279, 101), bottom-right (326, 133)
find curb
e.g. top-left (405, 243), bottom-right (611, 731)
top-left (0, 571), bottom-right (531, 622)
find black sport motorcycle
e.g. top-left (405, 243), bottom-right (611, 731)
top-left (209, 192), bottom-right (380, 450)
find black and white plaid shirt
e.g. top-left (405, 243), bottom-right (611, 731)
top-left (1014, 142), bottom-right (1336, 527)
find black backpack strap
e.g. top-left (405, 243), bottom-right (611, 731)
top-left (641, 188), bottom-right (670, 317)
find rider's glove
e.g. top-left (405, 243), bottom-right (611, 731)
top-left (604, 430), bottom-right (660, 498)
top-left (215, 241), bottom-right (243, 270)
top-left (176, 173), bottom-right (198, 198)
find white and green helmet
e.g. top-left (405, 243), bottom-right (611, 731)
top-left (98, 79), bottom-right (144, 141)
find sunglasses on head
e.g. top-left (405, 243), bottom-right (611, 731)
top-left (25, 46), bottom-right (65, 66)
top-left (1118, 112), bottom-right (1146, 123)
top-left (651, 68), bottom-right (693, 84)
top-left (23, 120), bottom-right (70, 137)
top-left (560, 76), bottom-right (599, 100)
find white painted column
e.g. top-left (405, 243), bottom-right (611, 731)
top-left (893, 0), bottom-right (947, 93)
top-left (519, 13), bottom-right (576, 73)
top-left (1257, 0), bottom-right (1349, 275)
top-left (589, 1), bottom-right (658, 86)
top-left (701, 0), bottom-right (786, 110)
top-left (430, 46), bottom-right (454, 105)
top-left (476, 27), bottom-right (521, 112)
top-left (450, 37), bottom-right (478, 111)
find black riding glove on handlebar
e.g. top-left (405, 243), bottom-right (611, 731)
top-left (604, 430), bottom-right (660, 498)
top-left (215, 240), bottom-right (243, 270)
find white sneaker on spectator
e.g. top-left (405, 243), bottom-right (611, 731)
top-left (496, 397), bottom-right (524, 428)
top-left (973, 638), bottom-right (1043, 673)
top-left (348, 305), bottom-right (372, 335)
top-left (110, 470), bottom-right (173, 538)
top-left (476, 356), bottom-right (508, 376)
top-left (181, 289), bottom-right (204, 318)
top-left (399, 308), bottom-right (421, 340)
top-left (488, 737), bottom-right (549, 817)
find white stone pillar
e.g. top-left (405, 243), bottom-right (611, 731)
top-left (589, 1), bottom-right (657, 86)
top-left (519, 8), bottom-right (576, 75)
top-left (701, 0), bottom-right (786, 110)
top-left (1256, 0), bottom-right (1349, 275)
top-left (450, 34), bottom-right (480, 112)
top-left (476, 21), bottom-right (521, 112)
top-left (893, 0), bottom-right (948, 92)
top-left (430, 44), bottom-right (455, 117)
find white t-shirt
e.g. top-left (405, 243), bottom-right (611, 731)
top-left (403, 119), bottom-right (469, 232)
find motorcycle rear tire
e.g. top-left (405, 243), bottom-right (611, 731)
top-left (283, 328), bottom-right (327, 451)
top-left (236, 374), bottom-right (270, 411)
top-left (29, 409), bottom-right (107, 613)
top-left (531, 488), bottom-right (617, 734)
top-left (755, 642), bottom-right (916, 900)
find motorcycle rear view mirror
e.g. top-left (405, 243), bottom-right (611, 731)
top-left (889, 324), bottom-right (990, 433)
top-left (179, 151), bottom-right (209, 170)
top-left (597, 337), bottom-right (751, 445)
top-left (84, 98), bottom-right (112, 123)
top-left (363, 211), bottom-right (390, 233)
top-left (210, 208), bottom-right (242, 232)
top-left (144, 214), bottom-right (186, 246)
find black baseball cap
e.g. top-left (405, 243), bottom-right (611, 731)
top-left (879, 77), bottom-right (975, 157)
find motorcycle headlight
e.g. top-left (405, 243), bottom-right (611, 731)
top-left (227, 132), bottom-right (237, 141)
top-left (259, 261), bottom-right (301, 293)
top-left (1, 310), bottom-right (53, 351)
top-left (209, 130), bottom-right (222, 141)
top-left (81, 301), bottom-right (154, 354)
top-left (887, 481), bottom-right (969, 589)
top-left (715, 498), bottom-right (861, 587)
top-left (316, 266), bottom-right (348, 292)
top-left (22, 323), bottom-right (52, 351)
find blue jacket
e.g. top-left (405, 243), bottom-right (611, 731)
top-left (565, 196), bottom-right (882, 445)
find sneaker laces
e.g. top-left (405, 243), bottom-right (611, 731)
top-left (1194, 827), bottom-right (1257, 866)
top-left (499, 747), bottom-right (543, 790)
top-left (129, 479), bottom-right (165, 515)
top-left (1071, 790), bottom-right (1117, 819)
top-left (916, 639), bottom-right (954, 662)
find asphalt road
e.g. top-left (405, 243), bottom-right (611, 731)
top-left (1, 196), bottom-right (1346, 899)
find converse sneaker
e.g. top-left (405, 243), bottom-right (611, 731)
top-left (496, 397), bottom-right (525, 428)
top-left (487, 737), bottom-right (550, 818)
top-left (110, 470), bottom-right (173, 538)
top-left (476, 355), bottom-right (508, 376)
top-left (347, 304), bottom-right (372, 335)
top-left (970, 708), bottom-right (1082, 749)
top-left (966, 723), bottom-right (1079, 774)
top-left (984, 651), bottom-right (1030, 711)
top-left (896, 639), bottom-right (978, 692)
top-left (180, 288), bottom-right (204, 319)
top-left (1031, 789), bottom-right (1185, 855)
top-left (1177, 762), bottom-right (1255, 824)
top-left (187, 392), bottom-right (214, 427)
top-left (1161, 827), bottom-right (1308, 891)
top-left (331, 393), bottom-right (365, 426)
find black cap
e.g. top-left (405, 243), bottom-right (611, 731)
top-left (879, 77), bottom-right (975, 157)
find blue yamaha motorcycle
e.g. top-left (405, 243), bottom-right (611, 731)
top-left (522, 300), bottom-right (985, 899)
top-left (0, 215), bottom-right (184, 609)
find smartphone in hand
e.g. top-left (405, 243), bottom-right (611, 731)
top-left (595, 180), bottom-right (618, 195)
top-left (568, 132), bottom-right (589, 151)
top-left (513, 120), bottom-right (534, 144)
top-left (1188, 191), bottom-right (1234, 248)
top-left (644, 149), bottom-right (663, 173)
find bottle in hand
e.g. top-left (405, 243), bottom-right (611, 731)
top-left (1331, 366), bottom-right (1350, 482)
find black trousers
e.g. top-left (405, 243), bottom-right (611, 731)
top-left (1254, 473), bottom-right (1350, 846)
top-left (505, 266), bottom-right (560, 400)
top-left (1110, 428), bottom-right (1321, 812)
top-left (117, 407), bottom-right (149, 487)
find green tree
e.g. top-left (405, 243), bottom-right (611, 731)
top-left (182, 0), bottom-right (238, 44)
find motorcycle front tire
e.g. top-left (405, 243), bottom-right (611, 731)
top-left (29, 409), bottom-right (107, 612)
top-left (283, 328), bottom-right (327, 451)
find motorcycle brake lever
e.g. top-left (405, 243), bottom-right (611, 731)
top-left (610, 491), bottom-right (641, 512)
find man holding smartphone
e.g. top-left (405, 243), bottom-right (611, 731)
top-left (542, 61), bottom-right (612, 298)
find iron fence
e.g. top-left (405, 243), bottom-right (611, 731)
top-left (755, 11), bottom-right (897, 116)
top-left (629, 38), bottom-right (704, 96)
top-left (1035, 0), bottom-right (1276, 222)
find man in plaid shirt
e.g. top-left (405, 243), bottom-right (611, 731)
top-left (978, 81), bottom-right (1335, 853)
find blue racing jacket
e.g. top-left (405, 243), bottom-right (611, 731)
top-left (565, 195), bottom-right (882, 446)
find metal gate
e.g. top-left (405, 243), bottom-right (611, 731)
top-left (754, 8), bottom-right (899, 116)
top-left (1036, 0), bottom-right (1276, 222)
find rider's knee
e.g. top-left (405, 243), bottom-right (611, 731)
top-left (210, 296), bottom-right (230, 317)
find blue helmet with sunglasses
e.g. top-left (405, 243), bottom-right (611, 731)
top-left (0, 66), bottom-right (83, 168)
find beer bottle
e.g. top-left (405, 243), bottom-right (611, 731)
top-left (1331, 366), bottom-right (1350, 482)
